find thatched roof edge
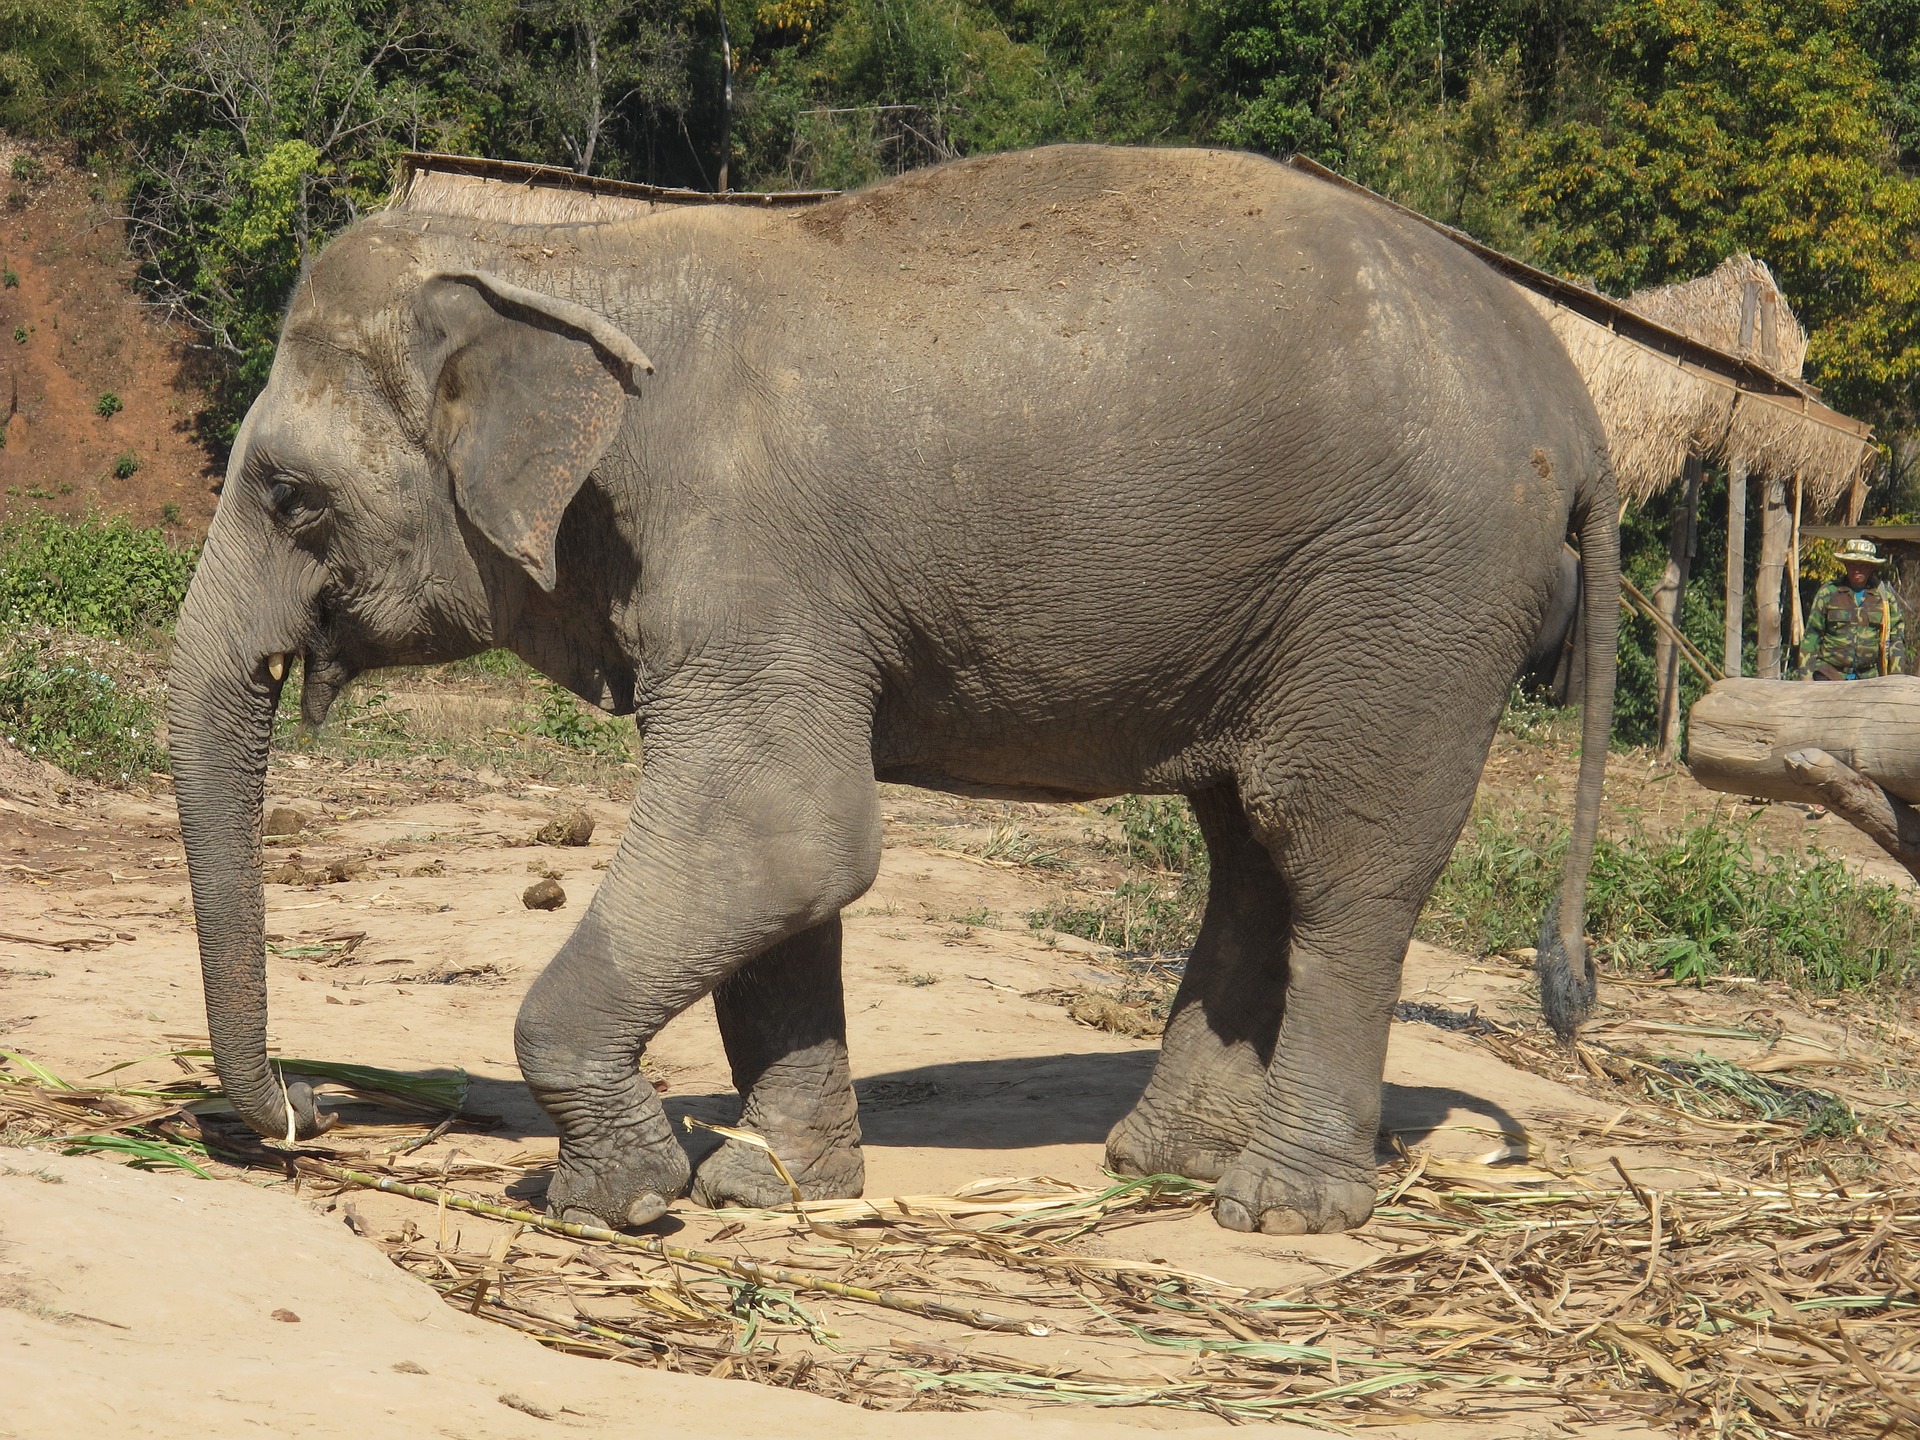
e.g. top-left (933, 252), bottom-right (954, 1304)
top-left (1285, 156), bottom-right (1876, 514)
top-left (389, 152), bottom-right (838, 217)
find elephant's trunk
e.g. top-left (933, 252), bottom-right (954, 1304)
top-left (166, 547), bottom-right (334, 1143)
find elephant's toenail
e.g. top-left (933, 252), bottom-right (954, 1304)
top-left (1259, 1206), bottom-right (1310, 1236)
top-left (1213, 1196), bottom-right (1256, 1232)
top-left (558, 1205), bottom-right (607, 1230)
top-left (624, 1192), bottom-right (668, 1227)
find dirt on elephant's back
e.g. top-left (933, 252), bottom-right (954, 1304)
top-left (0, 140), bottom-right (219, 535)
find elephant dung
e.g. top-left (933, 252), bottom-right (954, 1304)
top-left (522, 877), bottom-right (567, 911)
top-left (532, 809), bottom-right (595, 847)
top-left (263, 807), bottom-right (307, 838)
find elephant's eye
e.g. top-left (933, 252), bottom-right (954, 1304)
top-left (268, 480), bottom-right (297, 513)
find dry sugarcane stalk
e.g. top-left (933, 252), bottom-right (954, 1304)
top-left (305, 1162), bottom-right (1050, 1335)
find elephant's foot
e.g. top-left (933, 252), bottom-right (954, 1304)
top-left (535, 1083), bottom-right (691, 1230)
top-left (1104, 1103), bottom-right (1247, 1183)
top-left (689, 1084), bottom-right (864, 1208)
top-left (1211, 1151), bottom-right (1376, 1235)
top-left (690, 1131), bottom-right (864, 1209)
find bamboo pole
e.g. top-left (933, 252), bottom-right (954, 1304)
top-left (304, 1162), bottom-right (1050, 1335)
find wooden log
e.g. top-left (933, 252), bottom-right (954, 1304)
top-left (1779, 748), bottom-right (1920, 883)
top-left (1687, 676), bottom-right (1920, 805)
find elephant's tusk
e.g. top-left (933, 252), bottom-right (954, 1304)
top-left (266, 653), bottom-right (289, 682)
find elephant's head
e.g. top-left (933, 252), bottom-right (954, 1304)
top-left (166, 225), bottom-right (651, 1143)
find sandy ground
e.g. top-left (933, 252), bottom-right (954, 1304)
top-left (2, 730), bottom-right (1914, 1438)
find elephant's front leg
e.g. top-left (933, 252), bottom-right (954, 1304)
top-left (691, 917), bottom-right (864, 1208)
top-left (513, 678), bottom-right (881, 1230)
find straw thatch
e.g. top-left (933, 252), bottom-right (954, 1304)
top-left (1627, 254), bottom-right (1809, 378)
top-left (1517, 255), bottom-right (1875, 514)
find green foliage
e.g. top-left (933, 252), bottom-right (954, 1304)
top-left (159, 502), bottom-right (181, 525)
top-left (1422, 811), bottom-right (1920, 994)
top-left (111, 450), bottom-right (139, 479)
top-left (9, 154), bottom-right (45, 184)
top-left (0, 512), bottom-right (196, 637)
top-left (10, 326), bottom-right (25, 344)
top-left (1028, 795), bottom-right (1208, 954)
top-left (0, 638), bottom-right (166, 781)
top-left (532, 681), bottom-right (633, 754)
top-left (1, 264), bottom-right (17, 287)
top-left (0, 0), bottom-right (112, 136)
top-left (93, 391), bottom-right (120, 417)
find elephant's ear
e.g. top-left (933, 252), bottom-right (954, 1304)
top-left (413, 270), bottom-right (653, 591)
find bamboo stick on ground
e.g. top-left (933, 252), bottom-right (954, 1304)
top-left (304, 1161), bottom-right (1051, 1335)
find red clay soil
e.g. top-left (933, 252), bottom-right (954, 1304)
top-left (0, 138), bottom-right (220, 536)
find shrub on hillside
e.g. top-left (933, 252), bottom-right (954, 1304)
top-left (0, 512), bottom-right (195, 637)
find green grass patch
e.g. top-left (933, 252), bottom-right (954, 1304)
top-left (532, 681), bottom-right (633, 755)
top-left (1028, 796), bottom-right (1209, 954)
top-left (1421, 811), bottom-right (1920, 995)
top-left (0, 638), bottom-right (166, 782)
top-left (0, 511), bottom-right (195, 638)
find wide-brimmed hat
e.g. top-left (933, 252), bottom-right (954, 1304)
top-left (1837, 538), bottom-right (1886, 566)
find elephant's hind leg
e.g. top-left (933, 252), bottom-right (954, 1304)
top-left (691, 916), bottom-right (865, 1208)
top-left (1211, 748), bottom-right (1486, 1235)
top-left (1106, 784), bottom-right (1286, 1182)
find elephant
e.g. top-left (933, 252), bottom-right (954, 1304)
top-left (166, 143), bottom-right (1618, 1237)
top-left (1520, 548), bottom-right (1585, 706)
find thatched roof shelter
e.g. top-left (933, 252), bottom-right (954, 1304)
top-left (1285, 159), bottom-right (1877, 516)
top-left (393, 152), bottom-right (1877, 516)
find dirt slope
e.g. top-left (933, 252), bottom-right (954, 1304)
top-left (0, 138), bottom-right (218, 532)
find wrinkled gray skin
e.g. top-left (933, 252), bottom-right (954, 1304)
top-left (1520, 549), bottom-right (1584, 705)
top-left (168, 145), bottom-right (1617, 1235)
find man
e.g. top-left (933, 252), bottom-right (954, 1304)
top-left (1797, 538), bottom-right (1906, 680)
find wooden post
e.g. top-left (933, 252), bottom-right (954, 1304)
top-left (1723, 282), bottom-right (1761, 680)
top-left (1755, 475), bottom-right (1791, 679)
top-left (1724, 455), bottom-right (1749, 677)
top-left (715, 0), bottom-right (734, 193)
top-left (1653, 455), bottom-right (1704, 757)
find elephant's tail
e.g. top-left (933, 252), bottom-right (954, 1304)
top-left (1537, 466), bottom-right (1619, 1042)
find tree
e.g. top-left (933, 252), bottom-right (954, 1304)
top-left (1510, 0), bottom-right (1920, 432)
top-left (0, 0), bottom-right (113, 137)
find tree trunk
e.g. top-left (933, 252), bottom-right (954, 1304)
top-left (1755, 476), bottom-right (1790, 679)
top-left (1654, 455), bottom-right (1703, 758)
top-left (1687, 676), bottom-right (1920, 805)
top-left (1724, 455), bottom-right (1748, 677)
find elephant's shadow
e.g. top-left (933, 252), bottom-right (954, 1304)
top-left (474, 1052), bottom-right (1527, 1181)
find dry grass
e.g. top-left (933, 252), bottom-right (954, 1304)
top-left (5, 1040), bottom-right (1918, 1433)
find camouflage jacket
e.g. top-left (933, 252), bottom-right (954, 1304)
top-left (1795, 581), bottom-right (1906, 679)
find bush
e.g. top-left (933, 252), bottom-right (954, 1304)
top-left (0, 638), bottom-right (166, 782)
top-left (94, 392), bottom-right (122, 418)
top-left (112, 451), bottom-right (140, 479)
top-left (1, 263), bottom-right (16, 287)
top-left (1421, 812), bottom-right (1920, 995)
top-left (532, 682), bottom-right (633, 755)
top-left (0, 512), bottom-right (196, 637)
